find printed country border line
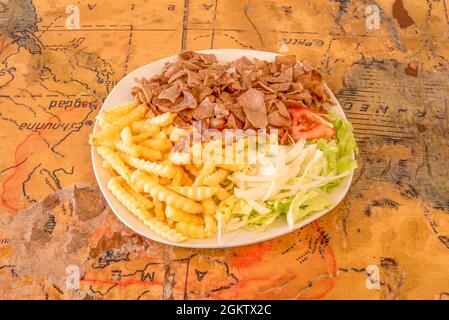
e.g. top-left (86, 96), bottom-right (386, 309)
top-left (0, 131), bottom-right (37, 212)
top-left (193, 33), bottom-right (254, 49)
top-left (50, 106), bottom-right (96, 157)
top-left (0, 157), bottom-right (28, 176)
top-left (0, 103), bottom-right (94, 211)
top-left (123, 24), bottom-right (134, 77)
top-left (84, 253), bottom-right (239, 299)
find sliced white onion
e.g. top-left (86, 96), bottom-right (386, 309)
top-left (286, 138), bottom-right (306, 163)
top-left (247, 200), bottom-right (271, 215)
top-left (232, 165), bottom-right (290, 182)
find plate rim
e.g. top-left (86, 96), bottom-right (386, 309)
top-left (91, 49), bottom-right (354, 248)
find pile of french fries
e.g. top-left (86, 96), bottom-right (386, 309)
top-left (89, 101), bottom-right (239, 242)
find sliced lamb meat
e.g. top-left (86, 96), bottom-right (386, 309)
top-left (173, 116), bottom-right (191, 128)
top-left (164, 62), bottom-right (183, 78)
top-left (226, 114), bottom-right (238, 129)
top-left (274, 55), bottom-right (296, 68)
top-left (239, 74), bottom-right (252, 91)
top-left (133, 51), bottom-right (331, 142)
top-left (218, 91), bottom-right (236, 104)
top-left (158, 82), bottom-right (181, 103)
top-left (267, 100), bottom-right (291, 127)
top-left (266, 62), bottom-right (278, 74)
top-left (294, 91), bottom-right (313, 105)
top-left (270, 83), bottom-right (291, 92)
top-left (141, 84), bottom-right (157, 103)
top-left (199, 53), bottom-right (218, 65)
top-left (225, 103), bottom-right (246, 123)
top-left (203, 74), bottom-right (215, 87)
top-left (264, 67), bottom-right (293, 83)
top-left (252, 58), bottom-right (269, 75)
top-left (213, 104), bottom-right (229, 118)
top-left (232, 56), bottom-right (254, 76)
top-left (182, 61), bottom-right (201, 71)
top-left (276, 101), bottom-right (290, 119)
top-left (168, 69), bottom-right (186, 83)
top-left (264, 93), bottom-right (277, 102)
top-left (149, 74), bottom-right (168, 84)
top-left (282, 99), bottom-right (307, 108)
top-left (243, 117), bottom-right (255, 130)
top-left (193, 98), bottom-right (215, 120)
top-left (178, 89), bottom-right (197, 109)
top-left (288, 82), bottom-right (304, 94)
top-left (138, 91), bottom-right (147, 104)
top-left (209, 117), bottom-right (226, 129)
top-left (250, 69), bottom-right (263, 82)
top-left (153, 97), bottom-right (178, 111)
top-left (253, 81), bottom-right (275, 93)
top-left (179, 50), bottom-right (196, 61)
top-left (179, 108), bottom-right (195, 121)
top-left (236, 88), bottom-right (268, 128)
top-left (186, 69), bottom-right (202, 85)
top-left (295, 70), bottom-right (327, 101)
top-left (157, 89), bottom-right (197, 113)
top-left (268, 110), bottom-right (292, 127)
top-left (198, 87), bottom-right (213, 102)
top-left (215, 71), bottom-right (234, 86)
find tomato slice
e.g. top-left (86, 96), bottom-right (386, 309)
top-left (288, 106), bottom-right (336, 140)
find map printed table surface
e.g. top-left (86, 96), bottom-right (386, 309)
top-left (0, 0), bottom-right (448, 300)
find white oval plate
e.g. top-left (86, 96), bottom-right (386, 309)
top-left (91, 49), bottom-right (354, 248)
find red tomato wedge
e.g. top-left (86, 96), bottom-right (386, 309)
top-left (288, 106), bottom-right (336, 140)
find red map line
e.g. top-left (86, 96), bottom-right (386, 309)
top-left (0, 133), bottom-right (36, 212)
top-left (1, 103), bottom-right (95, 212)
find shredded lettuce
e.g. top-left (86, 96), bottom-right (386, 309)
top-left (314, 114), bottom-right (358, 192)
top-left (220, 115), bottom-right (358, 232)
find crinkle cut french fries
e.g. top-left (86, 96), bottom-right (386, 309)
top-left (90, 102), bottom-right (231, 242)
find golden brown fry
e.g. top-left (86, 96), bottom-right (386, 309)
top-left (141, 136), bottom-right (172, 152)
top-left (102, 160), bottom-right (116, 175)
top-left (184, 164), bottom-right (200, 177)
top-left (90, 104), bottom-right (147, 146)
top-left (217, 163), bottom-right (247, 171)
top-left (104, 101), bottom-right (138, 116)
top-left (97, 146), bottom-right (132, 182)
top-left (148, 112), bottom-right (176, 127)
top-left (204, 214), bottom-right (216, 237)
top-left (203, 169), bottom-right (229, 186)
top-left (131, 121), bottom-right (160, 136)
top-left (120, 153), bottom-right (176, 179)
top-left (108, 177), bottom-right (187, 242)
top-left (193, 162), bottom-right (216, 186)
top-left (215, 187), bottom-right (231, 201)
top-left (153, 197), bottom-right (165, 221)
top-left (165, 206), bottom-right (204, 225)
top-left (115, 140), bottom-right (141, 157)
top-left (117, 177), bottom-right (153, 209)
top-left (120, 126), bottom-right (133, 145)
top-left (168, 186), bottom-right (218, 201)
top-left (131, 170), bottom-right (203, 214)
top-left (201, 198), bottom-right (217, 215)
top-left (175, 221), bottom-right (208, 239)
top-left (140, 146), bottom-right (163, 161)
